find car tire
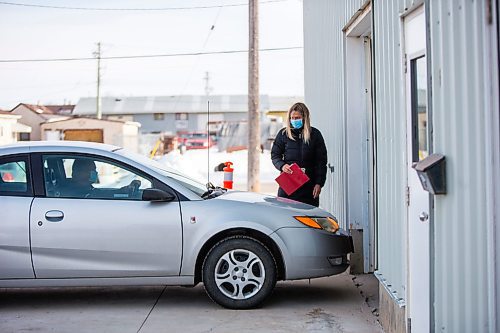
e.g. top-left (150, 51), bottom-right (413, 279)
top-left (202, 236), bottom-right (277, 309)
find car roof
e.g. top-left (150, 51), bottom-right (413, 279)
top-left (0, 141), bottom-right (120, 155)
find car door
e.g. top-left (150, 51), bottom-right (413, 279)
top-left (30, 153), bottom-right (182, 279)
top-left (0, 154), bottom-right (35, 279)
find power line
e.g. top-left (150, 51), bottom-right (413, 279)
top-left (0, 46), bottom-right (303, 63)
top-left (0, 0), bottom-right (288, 11)
top-left (173, 4), bottom-right (223, 109)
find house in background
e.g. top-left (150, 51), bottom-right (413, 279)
top-left (73, 95), bottom-right (301, 134)
top-left (303, 0), bottom-right (499, 332)
top-left (43, 104), bottom-right (75, 116)
top-left (9, 103), bottom-right (71, 140)
top-left (40, 117), bottom-right (140, 153)
top-left (0, 111), bottom-right (31, 145)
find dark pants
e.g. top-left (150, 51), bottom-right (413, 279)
top-left (277, 181), bottom-right (319, 207)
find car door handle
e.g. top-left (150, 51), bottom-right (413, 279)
top-left (45, 210), bottom-right (64, 222)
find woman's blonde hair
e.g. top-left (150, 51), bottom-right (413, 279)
top-left (285, 102), bottom-right (311, 144)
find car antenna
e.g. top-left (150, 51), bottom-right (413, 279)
top-left (207, 100), bottom-right (210, 186)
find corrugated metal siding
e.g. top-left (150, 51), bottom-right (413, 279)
top-left (304, 0), bottom-right (417, 300)
top-left (429, 0), bottom-right (498, 331)
top-left (304, 0), bottom-right (499, 330)
top-left (372, 0), bottom-right (421, 303)
top-left (303, 0), bottom-right (365, 227)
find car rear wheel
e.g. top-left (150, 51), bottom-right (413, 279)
top-left (202, 236), bottom-right (277, 309)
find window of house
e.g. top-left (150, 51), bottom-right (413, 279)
top-left (175, 113), bottom-right (188, 120)
top-left (19, 133), bottom-right (30, 141)
top-left (153, 113), bottom-right (164, 121)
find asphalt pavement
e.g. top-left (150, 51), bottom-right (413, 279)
top-left (0, 272), bottom-right (383, 333)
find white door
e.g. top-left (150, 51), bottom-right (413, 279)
top-left (404, 6), bottom-right (430, 333)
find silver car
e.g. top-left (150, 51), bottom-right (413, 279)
top-left (0, 141), bottom-right (353, 309)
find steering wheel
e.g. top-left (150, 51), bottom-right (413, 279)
top-left (84, 187), bottom-right (95, 199)
top-left (128, 180), bottom-right (141, 198)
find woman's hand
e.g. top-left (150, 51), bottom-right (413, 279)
top-left (313, 184), bottom-right (321, 199)
top-left (282, 164), bottom-right (293, 174)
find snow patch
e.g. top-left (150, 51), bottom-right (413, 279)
top-left (156, 148), bottom-right (279, 194)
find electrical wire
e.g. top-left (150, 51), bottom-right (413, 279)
top-left (0, 47), bottom-right (303, 63)
top-left (172, 3), bottom-right (224, 110)
top-left (0, 0), bottom-right (288, 11)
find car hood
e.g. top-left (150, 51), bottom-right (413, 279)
top-left (215, 190), bottom-right (329, 216)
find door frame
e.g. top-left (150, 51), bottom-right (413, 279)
top-left (343, 1), bottom-right (376, 274)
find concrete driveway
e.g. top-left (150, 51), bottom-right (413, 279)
top-left (0, 273), bottom-right (383, 333)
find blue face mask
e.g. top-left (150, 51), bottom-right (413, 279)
top-left (89, 170), bottom-right (98, 183)
top-left (290, 119), bottom-right (303, 129)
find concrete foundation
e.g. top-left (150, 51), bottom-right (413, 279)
top-left (378, 283), bottom-right (406, 333)
top-left (349, 229), bottom-right (364, 273)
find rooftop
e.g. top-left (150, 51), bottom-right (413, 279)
top-left (73, 95), bottom-right (303, 116)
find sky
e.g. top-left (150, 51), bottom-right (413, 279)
top-left (0, 0), bottom-right (304, 110)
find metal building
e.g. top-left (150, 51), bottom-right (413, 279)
top-left (303, 0), bottom-right (499, 332)
top-left (73, 95), bottom-right (300, 134)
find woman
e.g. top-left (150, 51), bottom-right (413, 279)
top-left (271, 102), bottom-right (327, 207)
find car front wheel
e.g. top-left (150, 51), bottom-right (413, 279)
top-left (202, 236), bottom-right (277, 309)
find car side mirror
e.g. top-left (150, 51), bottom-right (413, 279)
top-left (142, 188), bottom-right (176, 202)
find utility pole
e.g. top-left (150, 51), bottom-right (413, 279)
top-left (248, 0), bottom-right (260, 192)
top-left (94, 42), bottom-right (102, 119)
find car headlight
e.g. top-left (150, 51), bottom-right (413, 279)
top-left (294, 216), bottom-right (339, 233)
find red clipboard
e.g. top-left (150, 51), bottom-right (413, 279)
top-left (275, 163), bottom-right (310, 195)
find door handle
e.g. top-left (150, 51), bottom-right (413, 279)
top-left (45, 210), bottom-right (64, 222)
top-left (419, 212), bottom-right (429, 222)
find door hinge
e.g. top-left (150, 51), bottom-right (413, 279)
top-left (404, 53), bottom-right (408, 74)
top-left (405, 186), bottom-right (410, 206)
top-left (407, 317), bottom-right (412, 333)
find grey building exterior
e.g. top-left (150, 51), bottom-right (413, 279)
top-left (73, 95), bottom-right (301, 134)
top-left (304, 1), bottom-right (499, 332)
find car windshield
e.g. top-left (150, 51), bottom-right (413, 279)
top-left (115, 148), bottom-right (207, 197)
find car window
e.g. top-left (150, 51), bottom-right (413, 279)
top-left (0, 157), bottom-right (30, 195)
top-left (115, 148), bottom-right (207, 197)
top-left (43, 155), bottom-right (153, 200)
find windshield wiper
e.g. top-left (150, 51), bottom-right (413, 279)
top-left (202, 182), bottom-right (227, 199)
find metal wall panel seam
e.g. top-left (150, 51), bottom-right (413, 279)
top-left (445, 0), bottom-right (461, 328)
top-left (489, 2), bottom-right (500, 329)
top-left (487, 1), bottom-right (500, 330)
top-left (430, 2), bottom-right (444, 329)
top-left (423, 0), bottom-right (436, 330)
top-left (459, 1), bottom-right (475, 330)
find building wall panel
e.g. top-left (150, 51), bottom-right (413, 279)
top-left (303, 0), bottom-right (365, 226)
top-left (304, 0), bottom-right (498, 331)
top-left (372, 0), bottom-right (415, 301)
top-left (303, 0), bottom-right (417, 300)
top-left (428, 0), bottom-right (498, 331)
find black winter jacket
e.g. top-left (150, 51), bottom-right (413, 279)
top-left (271, 127), bottom-right (327, 205)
